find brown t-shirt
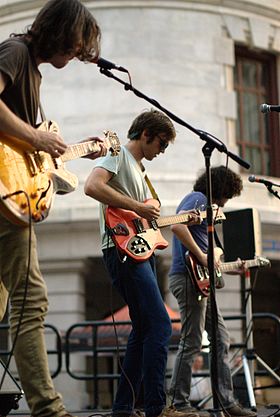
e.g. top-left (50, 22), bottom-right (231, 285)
top-left (0, 37), bottom-right (41, 127)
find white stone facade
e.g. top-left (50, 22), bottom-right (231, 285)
top-left (1, 0), bottom-right (280, 410)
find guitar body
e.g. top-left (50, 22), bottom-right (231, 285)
top-left (106, 199), bottom-right (168, 262)
top-left (0, 121), bottom-right (77, 226)
top-left (186, 248), bottom-right (224, 298)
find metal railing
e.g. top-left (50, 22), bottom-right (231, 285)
top-left (1, 312), bottom-right (280, 408)
top-left (63, 313), bottom-right (280, 408)
top-left (0, 323), bottom-right (62, 379)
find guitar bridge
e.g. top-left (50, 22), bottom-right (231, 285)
top-left (27, 151), bottom-right (51, 175)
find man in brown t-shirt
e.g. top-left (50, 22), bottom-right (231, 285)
top-left (0, 1), bottom-right (106, 417)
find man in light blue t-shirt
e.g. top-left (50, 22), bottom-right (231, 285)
top-left (85, 109), bottom-right (200, 417)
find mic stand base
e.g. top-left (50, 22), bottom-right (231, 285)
top-left (0, 393), bottom-right (22, 417)
top-left (0, 359), bottom-right (23, 417)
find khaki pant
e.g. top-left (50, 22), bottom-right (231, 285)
top-left (0, 279), bottom-right (8, 320)
top-left (0, 214), bottom-right (66, 417)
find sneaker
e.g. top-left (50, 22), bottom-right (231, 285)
top-left (159, 405), bottom-right (199, 417)
top-left (225, 405), bottom-right (257, 417)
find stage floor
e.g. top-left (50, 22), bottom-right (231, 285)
top-left (7, 405), bottom-right (280, 417)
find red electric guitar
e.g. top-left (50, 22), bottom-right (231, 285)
top-left (105, 199), bottom-right (225, 262)
top-left (186, 247), bottom-right (271, 298)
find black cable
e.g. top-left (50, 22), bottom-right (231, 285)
top-left (104, 226), bottom-right (136, 414)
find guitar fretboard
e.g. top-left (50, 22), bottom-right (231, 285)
top-left (220, 259), bottom-right (260, 272)
top-left (156, 211), bottom-right (206, 228)
top-left (61, 141), bottom-right (100, 162)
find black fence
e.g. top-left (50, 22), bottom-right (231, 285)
top-left (1, 313), bottom-right (280, 409)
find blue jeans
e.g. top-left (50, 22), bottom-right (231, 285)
top-left (103, 247), bottom-right (172, 417)
top-left (169, 272), bottom-right (236, 409)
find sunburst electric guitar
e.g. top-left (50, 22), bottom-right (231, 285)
top-left (105, 199), bottom-right (225, 261)
top-left (186, 247), bottom-right (271, 298)
top-left (0, 120), bottom-right (120, 226)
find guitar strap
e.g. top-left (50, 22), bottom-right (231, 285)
top-left (140, 163), bottom-right (161, 205)
top-left (213, 227), bottom-right (225, 289)
top-left (39, 102), bottom-right (46, 122)
top-left (214, 228), bottom-right (224, 252)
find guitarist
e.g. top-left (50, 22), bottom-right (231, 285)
top-left (168, 166), bottom-right (256, 417)
top-left (0, 2), bottom-right (106, 417)
top-left (84, 109), bottom-right (199, 417)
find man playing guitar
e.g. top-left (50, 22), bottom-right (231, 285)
top-left (85, 109), bottom-right (200, 417)
top-left (0, 2), bottom-right (106, 417)
top-left (168, 166), bottom-right (256, 417)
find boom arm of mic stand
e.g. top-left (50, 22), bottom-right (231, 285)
top-left (99, 68), bottom-right (250, 170)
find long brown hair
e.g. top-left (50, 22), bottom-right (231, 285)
top-left (12, 0), bottom-right (101, 62)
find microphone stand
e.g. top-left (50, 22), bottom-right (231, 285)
top-left (98, 67), bottom-right (250, 415)
top-left (266, 184), bottom-right (280, 200)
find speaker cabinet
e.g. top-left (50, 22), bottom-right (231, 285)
top-left (222, 208), bottom-right (262, 262)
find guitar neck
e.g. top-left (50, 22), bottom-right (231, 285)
top-left (156, 211), bottom-right (206, 228)
top-left (220, 259), bottom-right (258, 273)
top-left (61, 141), bottom-right (100, 162)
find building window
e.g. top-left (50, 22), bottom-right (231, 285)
top-left (234, 46), bottom-right (280, 176)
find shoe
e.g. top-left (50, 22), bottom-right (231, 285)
top-left (159, 405), bottom-right (199, 417)
top-left (225, 405), bottom-right (257, 417)
top-left (174, 406), bottom-right (210, 417)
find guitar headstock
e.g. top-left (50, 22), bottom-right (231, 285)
top-left (256, 257), bottom-right (271, 268)
top-left (103, 130), bottom-right (121, 156)
top-left (212, 204), bottom-right (226, 223)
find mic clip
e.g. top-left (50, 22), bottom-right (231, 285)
top-left (97, 58), bottom-right (128, 73)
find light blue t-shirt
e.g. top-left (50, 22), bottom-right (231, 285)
top-left (94, 145), bottom-right (149, 249)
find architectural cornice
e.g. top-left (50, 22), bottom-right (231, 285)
top-left (0, 1), bottom-right (280, 23)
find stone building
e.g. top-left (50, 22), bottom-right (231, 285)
top-left (0, 0), bottom-right (280, 410)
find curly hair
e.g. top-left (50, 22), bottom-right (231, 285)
top-left (193, 165), bottom-right (243, 200)
top-left (127, 109), bottom-right (176, 143)
top-left (12, 0), bottom-right (101, 62)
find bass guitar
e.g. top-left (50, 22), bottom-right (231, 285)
top-left (0, 120), bottom-right (120, 226)
top-left (186, 247), bottom-right (271, 298)
top-left (105, 199), bottom-right (225, 262)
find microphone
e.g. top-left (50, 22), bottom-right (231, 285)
top-left (96, 57), bottom-right (128, 73)
top-left (248, 175), bottom-right (277, 187)
top-left (260, 103), bottom-right (280, 113)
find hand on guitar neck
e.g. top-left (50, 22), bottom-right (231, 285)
top-left (186, 247), bottom-right (271, 298)
top-left (79, 136), bottom-right (108, 159)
